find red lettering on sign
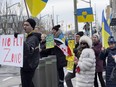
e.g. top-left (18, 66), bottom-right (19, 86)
top-left (4, 48), bottom-right (11, 62)
top-left (2, 38), bottom-right (11, 47)
top-left (11, 53), bottom-right (22, 63)
top-left (13, 38), bottom-right (19, 46)
top-left (13, 37), bottom-right (23, 46)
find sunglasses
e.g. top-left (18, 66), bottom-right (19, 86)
top-left (80, 42), bottom-right (87, 45)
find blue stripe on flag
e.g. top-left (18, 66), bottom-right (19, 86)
top-left (42, 0), bottom-right (48, 3)
top-left (77, 7), bottom-right (93, 16)
top-left (102, 10), bottom-right (112, 35)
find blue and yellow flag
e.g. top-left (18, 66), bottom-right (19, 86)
top-left (102, 10), bottom-right (112, 48)
top-left (76, 7), bottom-right (94, 22)
top-left (26, 0), bottom-right (48, 17)
top-left (107, 13), bottom-right (112, 26)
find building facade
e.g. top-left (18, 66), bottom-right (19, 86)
top-left (109, 0), bottom-right (116, 38)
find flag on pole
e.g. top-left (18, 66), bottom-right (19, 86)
top-left (76, 7), bottom-right (94, 22)
top-left (26, 0), bottom-right (48, 17)
top-left (102, 10), bottom-right (112, 48)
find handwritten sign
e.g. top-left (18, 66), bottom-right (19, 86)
top-left (0, 34), bottom-right (24, 67)
top-left (46, 34), bottom-right (54, 49)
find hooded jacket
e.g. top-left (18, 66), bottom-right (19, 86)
top-left (23, 32), bottom-right (41, 70)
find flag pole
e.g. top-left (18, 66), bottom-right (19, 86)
top-left (24, 0), bottom-right (29, 18)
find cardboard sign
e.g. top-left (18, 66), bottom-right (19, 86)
top-left (46, 34), bottom-right (54, 49)
top-left (0, 34), bottom-right (24, 67)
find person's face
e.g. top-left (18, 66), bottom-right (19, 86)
top-left (80, 41), bottom-right (88, 48)
top-left (52, 29), bottom-right (57, 35)
top-left (76, 35), bottom-right (80, 43)
top-left (41, 35), bottom-right (46, 41)
top-left (34, 27), bottom-right (41, 33)
top-left (23, 21), bottom-right (33, 34)
top-left (92, 35), bottom-right (99, 43)
top-left (109, 43), bottom-right (115, 49)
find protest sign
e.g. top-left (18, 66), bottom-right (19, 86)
top-left (46, 34), bottom-right (54, 49)
top-left (0, 34), bottom-right (24, 67)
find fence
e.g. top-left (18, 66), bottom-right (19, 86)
top-left (33, 55), bottom-right (58, 87)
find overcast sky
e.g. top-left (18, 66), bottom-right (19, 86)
top-left (9, 0), bottom-right (109, 31)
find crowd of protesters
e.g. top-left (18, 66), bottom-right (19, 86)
top-left (12, 18), bottom-right (116, 87)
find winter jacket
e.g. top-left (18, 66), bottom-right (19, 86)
top-left (100, 47), bottom-right (116, 87)
top-left (92, 42), bottom-right (104, 72)
top-left (76, 48), bottom-right (96, 87)
top-left (40, 41), bottom-right (52, 58)
top-left (53, 29), bottom-right (67, 68)
top-left (22, 32), bottom-right (41, 70)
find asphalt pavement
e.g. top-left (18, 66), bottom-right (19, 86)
top-left (0, 66), bottom-right (105, 87)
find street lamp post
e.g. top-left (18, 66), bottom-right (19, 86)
top-left (81, 0), bottom-right (93, 37)
top-left (74, 0), bottom-right (78, 33)
top-left (56, 15), bottom-right (59, 25)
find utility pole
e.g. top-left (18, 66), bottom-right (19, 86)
top-left (74, 0), bottom-right (78, 33)
top-left (81, 0), bottom-right (92, 37)
top-left (89, 0), bottom-right (93, 36)
top-left (56, 15), bottom-right (59, 25)
top-left (5, 0), bottom-right (8, 34)
top-left (52, 6), bottom-right (54, 26)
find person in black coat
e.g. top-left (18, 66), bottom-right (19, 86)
top-left (52, 25), bottom-right (67, 87)
top-left (100, 36), bottom-right (116, 87)
top-left (16, 18), bottom-right (41, 87)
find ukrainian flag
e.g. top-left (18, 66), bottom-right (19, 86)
top-left (26, 0), bottom-right (48, 17)
top-left (76, 7), bottom-right (94, 22)
top-left (107, 13), bottom-right (112, 26)
top-left (102, 10), bottom-right (112, 48)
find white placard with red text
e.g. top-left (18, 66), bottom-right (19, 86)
top-left (0, 34), bottom-right (24, 67)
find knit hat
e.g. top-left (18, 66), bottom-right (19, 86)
top-left (52, 25), bottom-right (60, 31)
top-left (26, 18), bottom-right (36, 29)
top-left (108, 36), bottom-right (116, 43)
top-left (76, 31), bottom-right (84, 37)
top-left (79, 35), bottom-right (92, 48)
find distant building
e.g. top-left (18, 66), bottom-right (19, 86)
top-left (109, 0), bottom-right (116, 38)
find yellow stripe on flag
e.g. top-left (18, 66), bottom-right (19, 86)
top-left (77, 14), bottom-right (94, 22)
top-left (102, 10), bottom-right (112, 49)
top-left (102, 23), bottom-right (110, 48)
top-left (26, 0), bottom-right (47, 17)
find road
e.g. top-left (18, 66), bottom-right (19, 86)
top-left (0, 66), bottom-right (105, 87)
top-left (0, 65), bottom-right (21, 87)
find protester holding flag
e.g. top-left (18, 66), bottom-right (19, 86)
top-left (100, 36), bottom-right (116, 87)
top-left (52, 25), bottom-right (67, 87)
top-left (65, 31), bottom-right (84, 87)
top-left (92, 33), bottom-right (106, 87)
top-left (15, 18), bottom-right (41, 87)
top-left (75, 35), bottom-right (96, 87)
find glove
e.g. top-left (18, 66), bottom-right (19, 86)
top-left (75, 66), bottom-right (80, 73)
top-left (14, 32), bottom-right (19, 38)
